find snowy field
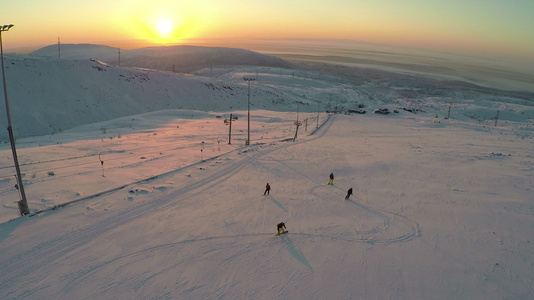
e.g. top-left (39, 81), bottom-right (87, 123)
top-left (0, 47), bottom-right (533, 299)
top-left (1, 108), bottom-right (533, 299)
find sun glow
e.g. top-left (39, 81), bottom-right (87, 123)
top-left (157, 19), bottom-right (172, 35)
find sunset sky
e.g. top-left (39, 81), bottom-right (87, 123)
top-left (2, 0), bottom-right (534, 66)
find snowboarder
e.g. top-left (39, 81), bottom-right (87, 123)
top-left (264, 183), bottom-right (271, 195)
top-left (328, 172), bottom-right (334, 185)
top-left (345, 187), bottom-right (353, 200)
top-left (277, 222), bottom-right (287, 234)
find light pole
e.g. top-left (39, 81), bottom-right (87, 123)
top-left (243, 77), bottom-right (255, 145)
top-left (1, 24), bottom-right (29, 216)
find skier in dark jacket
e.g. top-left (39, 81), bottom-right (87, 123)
top-left (277, 222), bottom-right (287, 234)
top-left (264, 183), bottom-right (271, 195)
top-left (345, 188), bottom-right (353, 200)
top-left (328, 172), bottom-right (334, 185)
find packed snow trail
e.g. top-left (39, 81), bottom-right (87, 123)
top-left (0, 113), bottom-right (326, 297)
top-left (240, 115), bottom-right (420, 246)
top-left (0, 146), bottom-right (260, 297)
top-left (0, 114), bottom-right (421, 299)
top-left (2, 111), bottom-right (531, 299)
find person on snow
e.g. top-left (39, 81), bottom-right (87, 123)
top-left (328, 172), bottom-right (334, 185)
top-left (264, 183), bottom-right (271, 195)
top-left (277, 222), bottom-right (287, 234)
top-left (345, 187), bottom-right (353, 200)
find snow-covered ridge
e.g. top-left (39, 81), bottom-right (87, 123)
top-left (3, 45), bottom-right (534, 142)
top-left (31, 44), bottom-right (294, 73)
top-left (0, 53), bottom-right (298, 140)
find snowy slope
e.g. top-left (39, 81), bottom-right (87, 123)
top-left (0, 110), bottom-right (533, 299)
top-left (0, 54), bottom-right (295, 139)
top-left (0, 45), bottom-right (533, 299)
top-left (30, 44), bottom-right (294, 73)
top-left (3, 50), bottom-right (533, 141)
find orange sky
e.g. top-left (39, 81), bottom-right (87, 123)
top-left (2, 0), bottom-right (534, 68)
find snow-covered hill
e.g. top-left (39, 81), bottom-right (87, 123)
top-left (3, 45), bottom-right (533, 141)
top-left (31, 44), bottom-right (294, 73)
top-left (0, 44), bottom-right (533, 299)
top-left (0, 54), bottom-right (297, 140)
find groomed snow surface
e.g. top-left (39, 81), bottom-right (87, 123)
top-left (1, 107), bottom-right (533, 299)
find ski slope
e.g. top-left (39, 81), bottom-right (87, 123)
top-left (1, 44), bottom-right (533, 299)
top-left (1, 108), bottom-right (533, 299)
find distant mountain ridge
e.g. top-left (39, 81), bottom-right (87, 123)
top-left (31, 44), bottom-right (294, 73)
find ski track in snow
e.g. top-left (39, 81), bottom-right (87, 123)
top-left (0, 142), bottom-right (207, 197)
top-left (0, 145), bottom-right (251, 296)
top-left (0, 115), bottom-right (421, 298)
top-left (244, 116), bottom-right (421, 246)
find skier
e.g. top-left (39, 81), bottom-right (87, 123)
top-left (345, 187), bottom-right (353, 200)
top-left (328, 172), bottom-right (334, 185)
top-left (264, 183), bottom-right (271, 195)
top-left (277, 222), bottom-right (287, 234)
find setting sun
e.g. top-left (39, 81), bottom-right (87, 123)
top-left (157, 19), bottom-right (172, 35)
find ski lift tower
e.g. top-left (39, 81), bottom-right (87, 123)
top-left (224, 114), bottom-right (238, 144)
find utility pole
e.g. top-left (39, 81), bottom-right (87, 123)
top-left (117, 47), bottom-right (121, 66)
top-left (1, 24), bottom-right (29, 215)
top-left (58, 37), bottom-right (60, 59)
